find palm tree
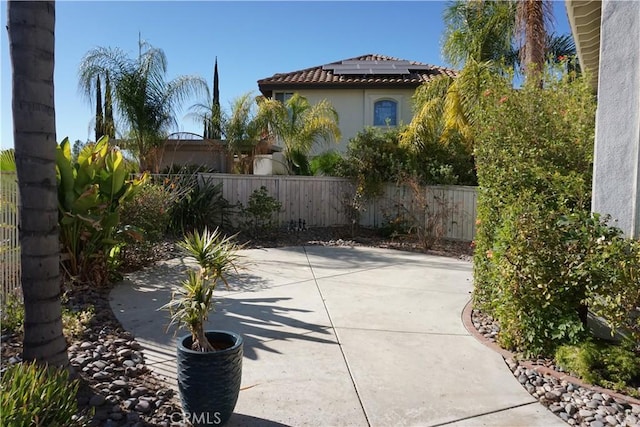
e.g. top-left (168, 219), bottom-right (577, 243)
top-left (401, 59), bottom-right (495, 149)
top-left (257, 93), bottom-right (341, 175)
top-left (189, 91), bottom-right (270, 173)
top-left (8, 0), bottom-right (68, 368)
top-left (443, 1), bottom-right (571, 75)
top-left (404, 0), bottom-right (568, 150)
top-left (443, 0), bottom-right (516, 70)
top-left (516, 0), bottom-right (553, 82)
top-left (79, 38), bottom-right (206, 172)
top-left (404, 0), bottom-right (516, 150)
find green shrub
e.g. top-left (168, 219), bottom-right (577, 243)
top-left (491, 206), bottom-right (606, 355)
top-left (166, 174), bottom-right (233, 234)
top-left (120, 183), bottom-right (172, 243)
top-left (239, 186), bottom-right (282, 237)
top-left (337, 128), bottom-right (412, 198)
top-left (62, 305), bottom-right (94, 340)
top-left (0, 362), bottom-right (83, 426)
top-left (118, 182), bottom-right (174, 271)
top-left (555, 340), bottom-right (640, 395)
top-left (310, 151), bottom-right (344, 176)
top-left (0, 290), bottom-right (24, 334)
top-left (586, 235), bottom-right (640, 344)
top-left (339, 127), bottom-right (476, 201)
top-left (472, 72), bottom-right (597, 356)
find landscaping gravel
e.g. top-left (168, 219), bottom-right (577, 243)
top-left (472, 309), bottom-right (640, 427)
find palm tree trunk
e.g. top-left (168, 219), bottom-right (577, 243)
top-left (517, 0), bottom-right (548, 84)
top-left (8, 0), bottom-right (69, 368)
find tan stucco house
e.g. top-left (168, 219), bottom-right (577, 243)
top-left (257, 54), bottom-right (456, 153)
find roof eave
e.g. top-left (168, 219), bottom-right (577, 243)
top-left (565, 0), bottom-right (601, 91)
top-left (258, 81), bottom-right (425, 97)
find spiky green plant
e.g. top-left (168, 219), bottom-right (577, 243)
top-left (0, 362), bottom-right (85, 426)
top-left (161, 227), bottom-right (241, 352)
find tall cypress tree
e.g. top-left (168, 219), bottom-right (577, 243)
top-left (104, 72), bottom-right (115, 138)
top-left (95, 75), bottom-right (103, 142)
top-left (204, 57), bottom-right (222, 140)
top-left (213, 57), bottom-right (220, 139)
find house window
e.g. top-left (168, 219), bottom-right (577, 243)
top-left (373, 100), bottom-right (397, 126)
top-left (275, 92), bottom-right (293, 104)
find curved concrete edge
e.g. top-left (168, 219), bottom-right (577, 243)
top-left (462, 300), bottom-right (640, 406)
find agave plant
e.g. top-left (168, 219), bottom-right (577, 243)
top-left (161, 227), bottom-right (241, 352)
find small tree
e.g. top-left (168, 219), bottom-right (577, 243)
top-left (257, 93), bottom-right (341, 175)
top-left (161, 228), bottom-right (241, 352)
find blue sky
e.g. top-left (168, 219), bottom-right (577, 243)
top-left (0, 1), bottom-right (572, 149)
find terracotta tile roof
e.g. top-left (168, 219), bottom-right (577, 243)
top-left (258, 54), bottom-right (457, 95)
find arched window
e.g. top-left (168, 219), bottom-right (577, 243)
top-left (373, 100), bottom-right (397, 126)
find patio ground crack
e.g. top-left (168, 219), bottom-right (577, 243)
top-left (302, 245), bottom-right (372, 427)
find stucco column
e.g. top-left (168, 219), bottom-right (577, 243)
top-left (592, 0), bottom-right (640, 238)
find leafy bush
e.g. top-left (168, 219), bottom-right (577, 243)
top-left (1, 290), bottom-right (24, 334)
top-left (118, 182), bottom-right (174, 270)
top-left (472, 72), bottom-right (597, 356)
top-left (490, 206), bottom-right (605, 355)
top-left (338, 127), bottom-right (476, 201)
top-left (337, 128), bottom-right (413, 198)
top-left (120, 183), bottom-right (172, 243)
top-left (166, 174), bottom-right (233, 234)
top-left (586, 234), bottom-right (640, 345)
top-left (239, 186), bottom-right (282, 237)
top-left (62, 305), bottom-right (94, 340)
top-left (0, 362), bottom-right (83, 426)
top-left (555, 340), bottom-right (640, 395)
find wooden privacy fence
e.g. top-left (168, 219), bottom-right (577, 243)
top-left (1, 173), bottom-right (20, 300)
top-left (1, 173), bottom-right (476, 299)
top-left (200, 174), bottom-right (478, 241)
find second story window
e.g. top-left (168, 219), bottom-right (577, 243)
top-left (275, 92), bottom-right (293, 104)
top-left (373, 99), bottom-right (397, 126)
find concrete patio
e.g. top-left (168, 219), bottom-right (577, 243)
top-left (109, 245), bottom-right (564, 426)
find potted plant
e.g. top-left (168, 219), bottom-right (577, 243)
top-left (161, 227), bottom-right (243, 426)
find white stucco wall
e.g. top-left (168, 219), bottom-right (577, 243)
top-left (592, 0), bottom-right (640, 238)
top-left (280, 87), bottom-right (417, 154)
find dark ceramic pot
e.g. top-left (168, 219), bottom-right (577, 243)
top-left (177, 330), bottom-right (243, 426)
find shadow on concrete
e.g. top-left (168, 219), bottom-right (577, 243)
top-left (226, 413), bottom-right (291, 426)
top-left (285, 245), bottom-right (472, 273)
top-left (183, 296), bottom-right (336, 361)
